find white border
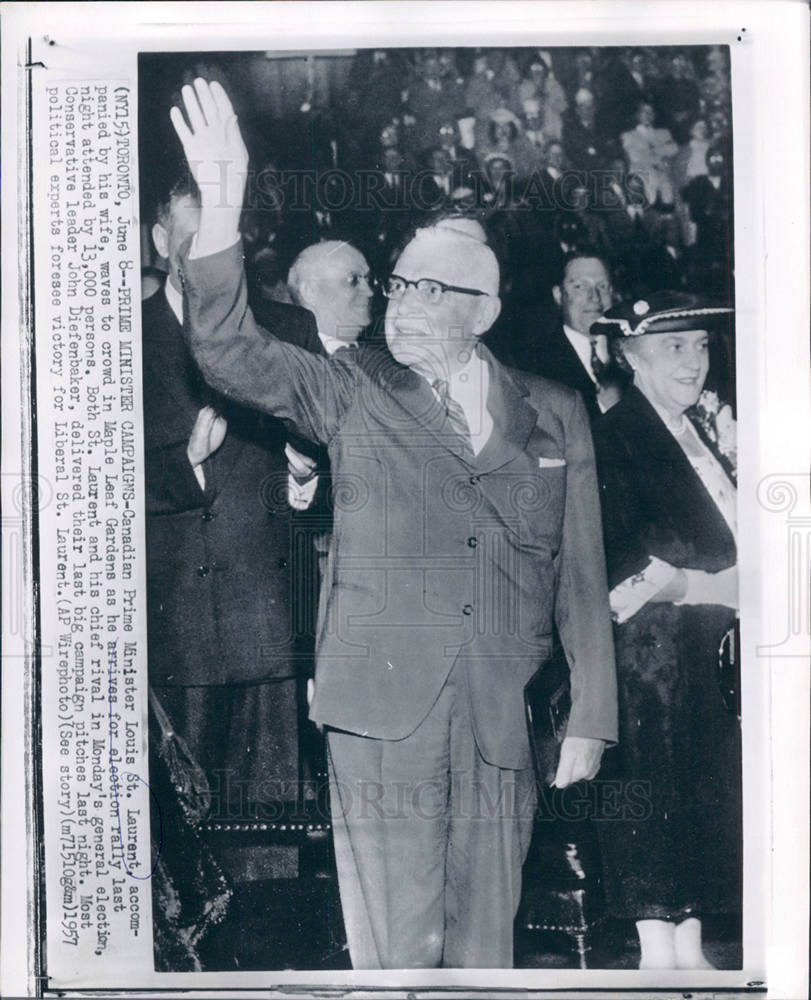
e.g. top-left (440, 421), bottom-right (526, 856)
top-left (2, 2), bottom-right (808, 997)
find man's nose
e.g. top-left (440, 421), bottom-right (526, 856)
top-left (396, 283), bottom-right (422, 310)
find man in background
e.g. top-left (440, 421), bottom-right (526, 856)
top-left (536, 251), bottom-right (627, 421)
top-left (143, 178), bottom-right (314, 822)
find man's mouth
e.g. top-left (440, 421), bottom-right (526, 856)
top-left (391, 318), bottom-right (430, 337)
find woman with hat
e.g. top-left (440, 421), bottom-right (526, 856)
top-left (476, 107), bottom-right (542, 181)
top-left (590, 292), bottom-right (741, 969)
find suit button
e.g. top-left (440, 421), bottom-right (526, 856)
top-left (469, 475), bottom-right (480, 485)
top-left (466, 537), bottom-right (477, 548)
top-left (462, 604), bottom-right (474, 616)
top-left (278, 557), bottom-right (288, 569)
top-left (197, 565), bottom-right (210, 577)
top-left (201, 509), bottom-right (216, 522)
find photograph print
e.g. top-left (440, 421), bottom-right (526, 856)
top-left (137, 42), bottom-right (740, 973)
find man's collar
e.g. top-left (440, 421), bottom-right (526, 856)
top-left (164, 277), bottom-right (183, 325)
top-left (318, 330), bottom-right (358, 356)
top-left (563, 322), bottom-right (598, 343)
top-left (562, 322), bottom-right (608, 380)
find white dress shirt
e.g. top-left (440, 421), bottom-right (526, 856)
top-left (429, 351), bottom-right (493, 456)
top-left (562, 323), bottom-right (609, 384)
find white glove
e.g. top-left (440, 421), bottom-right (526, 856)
top-left (609, 556), bottom-right (679, 624)
top-left (675, 566), bottom-right (738, 610)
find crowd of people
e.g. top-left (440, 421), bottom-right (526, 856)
top-left (229, 46), bottom-right (733, 315)
top-left (140, 52), bottom-right (740, 974)
top-left (143, 46), bottom-right (734, 334)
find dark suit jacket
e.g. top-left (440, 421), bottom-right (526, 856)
top-left (180, 242), bottom-right (618, 770)
top-left (530, 322), bottom-right (630, 424)
top-left (142, 287), bottom-right (313, 686)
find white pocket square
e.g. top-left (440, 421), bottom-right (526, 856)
top-left (537, 456), bottom-right (566, 468)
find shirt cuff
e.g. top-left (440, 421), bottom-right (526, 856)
top-left (288, 472), bottom-right (319, 511)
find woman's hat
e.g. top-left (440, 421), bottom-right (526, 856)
top-left (484, 151), bottom-right (514, 168)
top-left (489, 107), bottom-right (521, 127)
top-left (591, 291), bottom-right (733, 338)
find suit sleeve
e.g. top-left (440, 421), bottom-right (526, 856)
top-left (554, 392), bottom-right (618, 745)
top-left (144, 440), bottom-right (207, 515)
top-left (179, 240), bottom-right (355, 446)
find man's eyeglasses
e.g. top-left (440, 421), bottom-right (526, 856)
top-left (345, 272), bottom-right (379, 290)
top-left (383, 275), bottom-right (489, 305)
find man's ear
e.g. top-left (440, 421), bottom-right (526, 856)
top-left (297, 278), bottom-right (317, 312)
top-left (472, 295), bottom-right (502, 337)
top-left (152, 222), bottom-right (169, 261)
top-left (552, 284), bottom-right (562, 308)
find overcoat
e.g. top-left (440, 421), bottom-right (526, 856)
top-left (592, 385), bottom-right (741, 919)
top-left (142, 287), bottom-right (315, 685)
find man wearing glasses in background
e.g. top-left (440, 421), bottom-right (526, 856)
top-left (173, 79), bottom-right (617, 970)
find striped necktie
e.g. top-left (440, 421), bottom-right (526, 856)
top-left (432, 378), bottom-right (474, 461)
top-left (590, 338), bottom-right (607, 382)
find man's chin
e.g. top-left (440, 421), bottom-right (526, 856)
top-left (387, 337), bottom-right (443, 373)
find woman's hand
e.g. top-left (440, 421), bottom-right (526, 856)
top-left (676, 566), bottom-right (738, 610)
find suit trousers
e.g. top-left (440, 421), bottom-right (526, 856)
top-left (326, 660), bottom-right (537, 968)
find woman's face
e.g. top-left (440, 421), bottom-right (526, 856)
top-left (691, 119), bottom-right (709, 141)
top-left (494, 120), bottom-right (512, 143)
top-left (624, 329), bottom-right (710, 418)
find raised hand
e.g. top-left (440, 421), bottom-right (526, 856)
top-left (170, 78), bottom-right (248, 256)
top-left (187, 405), bottom-right (228, 469)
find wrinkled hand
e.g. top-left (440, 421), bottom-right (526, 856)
top-left (552, 736), bottom-right (605, 788)
top-left (170, 78), bottom-right (248, 254)
top-left (306, 678), bottom-right (323, 732)
top-left (285, 442), bottom-right (317, 482)
top-left (187, 406), bottom-right (227, 468)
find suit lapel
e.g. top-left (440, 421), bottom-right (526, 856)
top-left (548, 326), bottom-right (597, 399)
top-left (377, 356), bottom-right (451, 444)
top-left (371, 344), bottom-right (538, 472)
top-left (143, 288), bottom-right (247, 505)
top-left (473, 344), bottom-right (538, 473)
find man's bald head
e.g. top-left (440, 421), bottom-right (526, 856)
top-left (288, 240), bottom-right (373, 341)
top-left (397, 226), bottom-right (500, 296)
top-left (385, 226), bottom-right (501, 377)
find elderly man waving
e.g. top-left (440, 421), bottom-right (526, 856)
top-left (171, 79), bottom-right (617, 970)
